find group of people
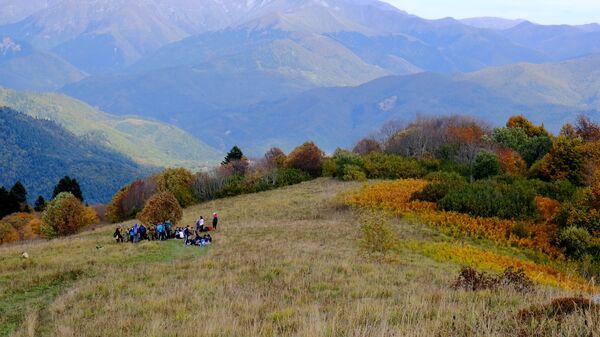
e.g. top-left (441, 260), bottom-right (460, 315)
top-left (113, 213), bottom-right (220, 247)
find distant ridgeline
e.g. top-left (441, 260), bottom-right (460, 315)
top-left (0, 107), bottom-right (154, 203)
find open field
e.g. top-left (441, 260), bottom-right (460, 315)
top-left (1, 179), bottom-right (598, 336)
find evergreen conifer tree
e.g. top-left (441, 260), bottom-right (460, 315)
top-left (34, 195), bottom-right (47, 212)
top-left (222, 146), bottom-right (244, 166)
top-left (53, 176), bottom-right (84, 201)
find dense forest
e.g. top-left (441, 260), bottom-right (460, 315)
top-left (0, 107), bottom-right (152, 203)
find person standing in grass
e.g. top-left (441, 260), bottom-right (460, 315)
top-left (212, 213), bottom-right (219, 230)
top-left (157, 222), bottom-right (165, 241)
top-left (114, 227), bottom-right (124, 243)
top-left (183, 226), bottom-right (191, 245)
top-left (128, 227), bottom-right (136, 243)
top-left (196, 216), bottom-right (205, 232)
top-left (165, 220), bottom-right (173, 239)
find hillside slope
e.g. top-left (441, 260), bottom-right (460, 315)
top-left (458, 54), bottom-right (600, 111)
top-left (0, 37), bottom-right (85, 91)
top-left (0, 179), bottom-right (593, 336)
top-left (0, 107), bottom-right (149, 203)
top-left (0, 87), bottom-right (221, 169)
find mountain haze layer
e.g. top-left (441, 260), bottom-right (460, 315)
top-left (0, 0), bottom-right (599, 158)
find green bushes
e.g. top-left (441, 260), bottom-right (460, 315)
top-left (359, 211), bottom-right (398, 256)
top-left (473, 151), bottom-right (501, 180)
top-left (559, 226), bottom-right (592, 259)
top-left (341, 165), bottom-right (367, 181)
top-left (217, 168), bottom-right (312, 198)
top-left (363, 153), bottom-right (426, 179)
top-left (438, 181), bottom-right (538, 220)
top-left (411, 179), bottom-right (467, 203)
top-left (276, 168), bottom-right (311, 187)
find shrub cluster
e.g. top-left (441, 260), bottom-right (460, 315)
top-left (453, 266), bottom-right (534, 293)
top-left (438, 181), bottom-right (538, 220)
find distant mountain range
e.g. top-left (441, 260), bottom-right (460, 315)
top-left (0, 107), bottom-right (149, 203)
top-left (0, 0), bottom-right (599, 161)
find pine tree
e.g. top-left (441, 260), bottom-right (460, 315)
top-left (34, 195), bottom-right (47, 212)
top-left (53, 176), bottom-right (84, 201)
top-left (0, 186), bottom-right (19, 218)
top-left (222, 146), bottom-right (244, 166)
top-left (10, 181), bottom-right (27, 204)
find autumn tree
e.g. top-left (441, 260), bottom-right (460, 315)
top-left (496, 148), bottom-right (527, 176)
top-left (106, 179), bottom-right (157, 223)
top-left (575, 115), bottom-right (600, 142)
top-left (506, 115), bottom-right (549, 137)
top-left (153, 168), bottom-right (198, 207)
top-left (537, 134), bottom-right (585, 185)
top-left (285, 141), bottom-right (324, 177)
top-left (0, 213), bottom-right (40, 240)
top-left (138, 192), bottom-right (182, 225)
top-left (353, 138), bottom-right (382, 155)
top-left (53, 176), bottom-right (83, 201)
top-left (0, 222), bottom-right (18, 244)
top-left (264, 147), bottom-right (286, 169)
top-left (41, 192), bottom-right (97, 239)
top-left (492, 118), bottom-right (553, 166)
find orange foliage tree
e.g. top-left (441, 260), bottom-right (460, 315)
top-left (507, 115), bottom-right (548, 137)
top-left (138, 192), bottom-right (183, 225)
top-left (285, 141), bottom-right (324, 177)
top-left (496, 148), bottom-right (527, 176)
top-left (41, 192), bottom-right (98, 239)
top-left (0, 213), bottom-right (41, 241)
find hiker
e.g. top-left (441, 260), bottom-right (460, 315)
top-left (212, 213), bottom-right (219, 230)
top-left (128, 227), bottom-right (136, 243)
top-left (200, 234), bottom-right (212, 246)
top-left (132, 223), bottom-right (140, 243)
top-left (149, 225), bottom-right (157, 241)
top-left (157, 222), bottom-right (165, 241)
top-left (183, 226), bottom-right (191, 245)
top-left (139, 224), bottom-right (148, 241)
top-left (114, 227), bottom-right (124, 243)
top-left (196, 216), bottom-right (205, 232)
top-left (165, 220), bottom-right (173, 239)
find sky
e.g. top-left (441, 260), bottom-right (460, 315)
top-left (384, 0), bottom-right (600, 25)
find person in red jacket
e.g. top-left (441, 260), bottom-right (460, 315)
top-left (212, 213), bottom-right (219, 230)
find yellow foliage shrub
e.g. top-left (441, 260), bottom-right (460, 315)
top-left (410, 242), bottom-right (597, 293)
top-left (346, 180), bottom-right (562, 257)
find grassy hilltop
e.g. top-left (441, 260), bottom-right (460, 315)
top-left (1, 179), bottom-right (598, 336)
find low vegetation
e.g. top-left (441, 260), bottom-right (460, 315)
top-left (2, 179), bottom-right (598, 336)
top-left (2, 113), bottom-right (600, 335)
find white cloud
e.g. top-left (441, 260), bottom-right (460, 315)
top-left (383, 0), bottom-right (600, 25)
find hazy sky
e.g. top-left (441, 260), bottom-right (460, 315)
top-left (384, 0), bottom-right (600, 25)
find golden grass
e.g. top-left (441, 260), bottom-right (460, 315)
top-left (1, 179), bottom-right (598, 336)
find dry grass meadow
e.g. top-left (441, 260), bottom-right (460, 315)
top-left (1, 178), bottom-right (598, 336)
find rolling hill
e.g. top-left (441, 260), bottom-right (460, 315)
top-left (0, 107), bottom-right (150, 203)
top-left (0, 87), bottom-right (222, 169)
top-left (0, 37), bottom-right (85, 91)
top-left (501, 21), bottom-right (600, 60)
